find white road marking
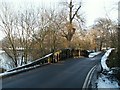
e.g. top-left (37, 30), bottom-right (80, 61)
top-left (82, 65), bottom-right (97, 89)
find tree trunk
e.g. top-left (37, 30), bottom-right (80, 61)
top-left (118, 2), bottom-right (120, 66)
top-left (99, 41), bottom-right (103, 51)
top-left (117, 25), bottom-right (120, 66)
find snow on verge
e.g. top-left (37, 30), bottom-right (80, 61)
top-left (0, 64), bottom-right (41, 78)
top-left (96, 48), bottom-right (120, 89)
top-left (101, 48), bottom-right (114, 71)
top-left (89, 52), bottom-right (101, 58)
top-left (97, 74), bottom-right (120, 88)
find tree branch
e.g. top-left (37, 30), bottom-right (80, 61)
top-left (71, 5), bottom-right (81, 21)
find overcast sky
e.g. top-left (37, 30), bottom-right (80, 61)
top-left (0, 0), bottom-right (119, 40)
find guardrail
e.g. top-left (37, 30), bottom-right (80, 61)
top-left (1, 48), bottom-right (89, 77)
top-left (7, 53), bottom-right (53, 72)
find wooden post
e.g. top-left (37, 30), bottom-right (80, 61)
top-left (48, 57), bottom-right (51, 64)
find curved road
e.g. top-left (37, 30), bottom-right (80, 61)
top-left (2, 53), bottom-right (104, 88)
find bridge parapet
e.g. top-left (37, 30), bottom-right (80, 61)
top-left (1, 48), bottom-right (89, 78)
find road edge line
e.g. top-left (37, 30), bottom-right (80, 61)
top-left (82, 65), bottom-right (97, 89)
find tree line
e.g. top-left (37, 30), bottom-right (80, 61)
top-left (0, 0), bottom-right (119, 67)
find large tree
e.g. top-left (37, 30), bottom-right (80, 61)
top-left (61, 0), bottom-right (83, 48)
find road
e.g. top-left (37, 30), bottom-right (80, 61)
top-left (2, 53), bottom-right (104, 88)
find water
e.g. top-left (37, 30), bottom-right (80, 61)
top-left (0, 50), bottom-right (15, 71)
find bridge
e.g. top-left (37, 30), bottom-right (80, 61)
top-left (1, 49), bottom-right (104, 89)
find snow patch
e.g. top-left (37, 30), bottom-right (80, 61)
top-left (0, 50), bottom-right (5, 54)
top-left (96, 48), bottom-right (120, 89)
top-left (89, 52), bottom-right (101, 58)
top-left (101, 48), bottom-right (114, 71)
top-left (97, 74), bottom-right (120, 88)
top-left (0, 64), bottom-right (41, 77)
top-left (44, 53), bottom-right (53, 58)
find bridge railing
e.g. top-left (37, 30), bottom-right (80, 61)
top-left (7, 53), bottom-right (53, 72)
top-left (7, 48), bottom-right (89, 72)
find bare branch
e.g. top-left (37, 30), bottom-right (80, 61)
top-left (71, 4), bottom-right (81, 21)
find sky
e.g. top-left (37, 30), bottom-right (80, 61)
top-left (0, 0), bottom-right (119, 40)
top-left (83, 0), bottom-right (118, 26)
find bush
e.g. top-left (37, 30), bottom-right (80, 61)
top-left (80, 50), bottom-right (89, 57)
top-left (107, 49), bottom-right (120, 81)
top-left (107, 50), bottom-right (120, 68)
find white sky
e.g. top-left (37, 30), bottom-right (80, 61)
top-left (0, 0), bottom-right (119, 40)
top-left (83, 0), bottom-right (118, 27)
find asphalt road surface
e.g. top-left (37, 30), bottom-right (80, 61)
top-left (2, 53), bottom-right (104, 88)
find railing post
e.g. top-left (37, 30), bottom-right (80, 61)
top-left (79, 49), bottom-right (81, 57)
top-left (57, 53), bottom-right (60, 61)
top-left (54, 50), bottom-right (61, 63)
top-left (48, 57), bottom-right (51, 64)
top-left (54, 52), bottom-right (58, 63)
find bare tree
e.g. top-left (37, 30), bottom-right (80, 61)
top-left (93, 18), bottom-right (116, 50)
top-left (60, 0), bottom-right (83, 48)
top-left (0, 3), bottom-right (37, 66)
top-left (0, 3), bottom-right (18, 67)
top-left (18, 10), bottom-right (35, 64)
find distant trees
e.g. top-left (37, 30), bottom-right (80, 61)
top-left (98, 1), bottom-right (120, 68)
top-left (0, 1), bottom-right (84, 68)
top-left (90, 18), bottom-right (117, 51)
top-left (0, 1), bottom-right (118, 69)
top-left (0, 3), bottom-right (74, 67)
